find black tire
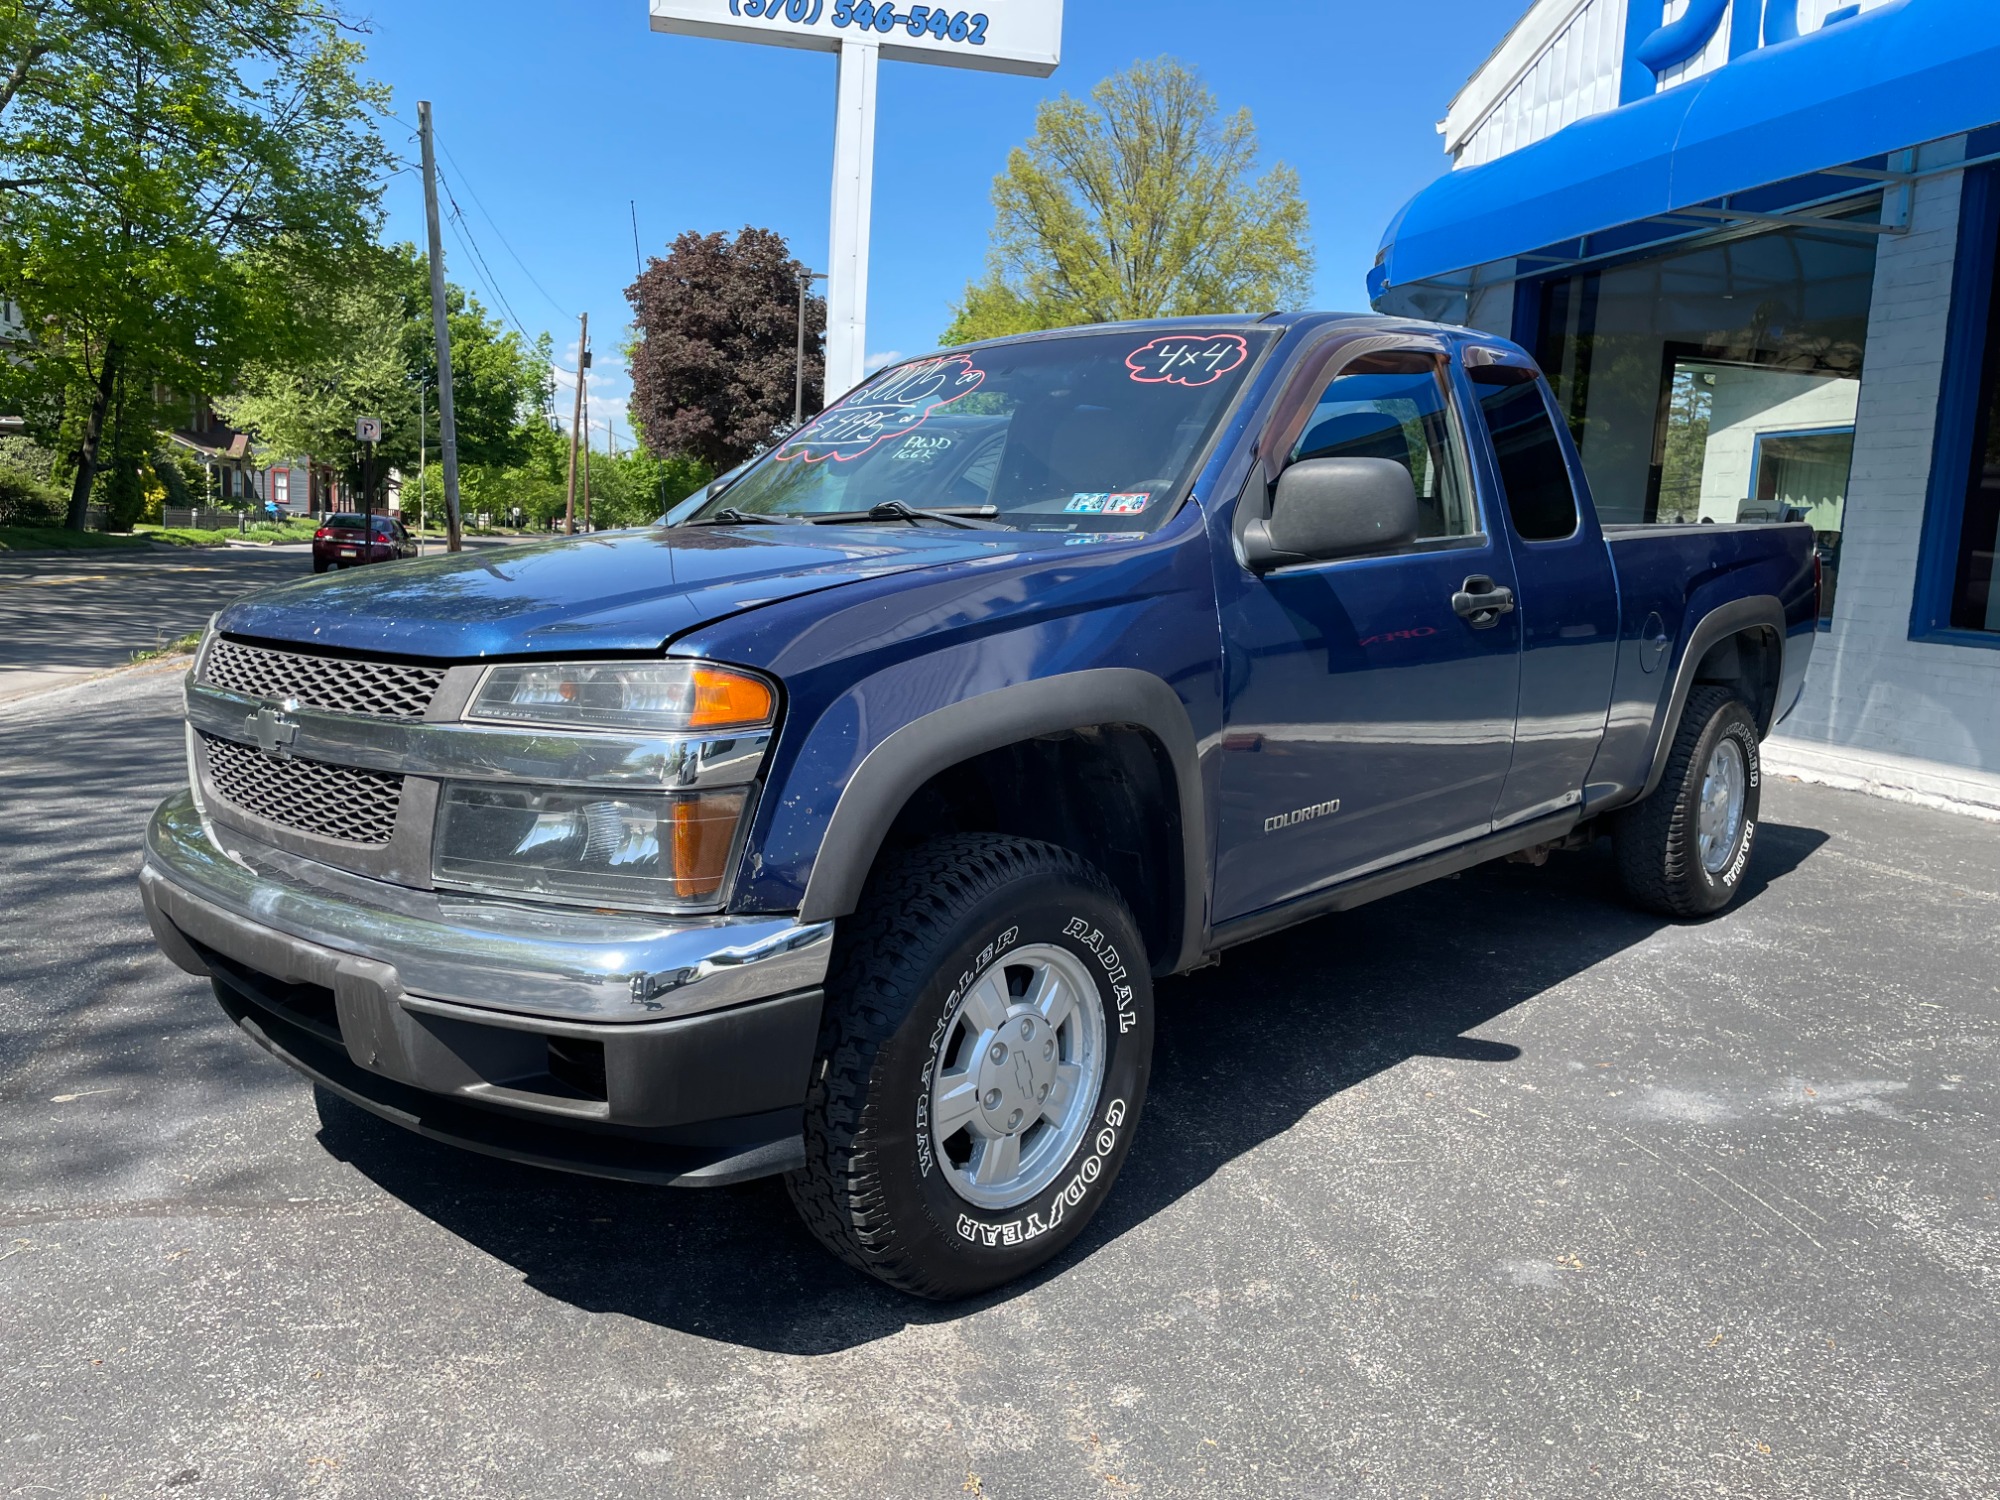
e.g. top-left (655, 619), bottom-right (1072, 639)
top-left (1615, 686), bottom-right (1762, 918)
top-left (787, 833), bottom-right (1154, 1299)
top-left (312, 558), bottom-right (329, 573)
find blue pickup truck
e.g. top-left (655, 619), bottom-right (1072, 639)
top-left (140, 314), bottom-right (1819, 1297)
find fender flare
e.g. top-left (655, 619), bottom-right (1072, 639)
top-left (796, 668), bottom-right (1208, 974)
top-left (1637, 594), bottom-right (1787, 802)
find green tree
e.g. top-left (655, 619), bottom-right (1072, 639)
top-left (216, 262), bottom-right (416, 513)
top-left (220, 245), bottom-right (551, 508)
top-left (942, 57), bottom-right (1314, 345)
top-left (0, 0), bottom-right (389, 527)
top-left (582, 438), bottom-right (712, 530)
top-left (384, 242), bottom-right (552, 473)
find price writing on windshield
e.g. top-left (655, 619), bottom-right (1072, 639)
top-left (775, 355), bottom-right (986, 464)
top-left (727, 0), bottom-right (991, 46)
top-left (1126, 334), bottom-right (1250, 388)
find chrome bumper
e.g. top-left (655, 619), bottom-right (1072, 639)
top-left (140, 789), bottom-right (832, 1025)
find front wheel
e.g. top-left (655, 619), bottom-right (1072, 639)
top-left (1615, 685), bottom-right (1762, 917)
top-left (787, 834), bottom-right (1154, 1299)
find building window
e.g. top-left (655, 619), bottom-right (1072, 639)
top-left (1908, 164), bottom-right (2000, 644)
top-left (1944, 211), bottom-right (2000, 635)
top-left (272, 469), bottom-right (290, 508)
top-left (1535, 216), bottom-right (1878, 624)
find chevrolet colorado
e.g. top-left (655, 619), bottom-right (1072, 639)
top-left (140, 314), bottom-right (1819, 1296)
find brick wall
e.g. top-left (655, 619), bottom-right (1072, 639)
top-left (1779, 138), bottom-right (2000, 790)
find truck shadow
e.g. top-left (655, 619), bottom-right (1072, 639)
top-left (314, 822), bottom-right (1828, 1355)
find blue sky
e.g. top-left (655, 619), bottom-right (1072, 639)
top-left (364, 1), bottom-right (1512, 446)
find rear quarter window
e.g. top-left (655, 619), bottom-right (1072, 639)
top-left (1472, 372), bottom-right (1581, 542)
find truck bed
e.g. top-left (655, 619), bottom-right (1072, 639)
top-left (1586, 521), bottom-right (1820, 814)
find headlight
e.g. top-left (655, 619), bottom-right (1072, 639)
top-left (434, 784), bottom-right (749, 912)
top-left (468, 660), bottom-right (775, 734)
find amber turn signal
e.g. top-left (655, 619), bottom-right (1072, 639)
top-left (685, 665), bottom-right (776, 731)
top-left (670, 789), bottom-right (748, 899)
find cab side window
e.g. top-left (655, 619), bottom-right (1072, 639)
top-left (1289, 352), bottom-right (1477, 540)
top-left (1472, 369), bottom-right (1581, 542)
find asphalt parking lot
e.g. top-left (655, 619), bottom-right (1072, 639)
top-left (2, 667), bottom-right (1995, 1498)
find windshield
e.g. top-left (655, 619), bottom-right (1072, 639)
top-left (689, 327), bottom-right (1273, 533)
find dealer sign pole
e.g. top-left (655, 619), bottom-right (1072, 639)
top-left (647, 0), bottom-right (1062, 403)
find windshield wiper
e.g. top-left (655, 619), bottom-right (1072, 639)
top-left (691, 506), bottom-right (791, 526)
top-left (810, 501), bottom-right (1007, 531)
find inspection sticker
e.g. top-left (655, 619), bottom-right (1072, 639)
top-left (1065, 493), bottom-right (1109, 513)
top-left (1104, 493), bottom-right (1150, 514)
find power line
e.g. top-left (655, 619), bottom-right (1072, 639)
top-left (435, 164), bottom-right (537, 346)
top-left (436, 137), bottom-right (574, 320)
top-left (388, 113), bottom-right (544, 345)
top-left (438, 200), bottom-right (526, 342)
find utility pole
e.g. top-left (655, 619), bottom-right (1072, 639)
top-left (582, 377), bottom-right (593, 534)
top-left (564, 311), bottom-right (588, 536)
top-left (794, 268), bottom-right (825, 428)
top-left (418, 101), bottom-right (464, 552)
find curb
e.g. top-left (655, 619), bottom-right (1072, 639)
top-left (0, 656), bottom-right (193, 717)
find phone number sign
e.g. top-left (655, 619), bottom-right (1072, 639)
top-left (648, 0), bottom-right (1060, 76)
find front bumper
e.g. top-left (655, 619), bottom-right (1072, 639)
top-left (140, 791), bottom-right (833, 1185)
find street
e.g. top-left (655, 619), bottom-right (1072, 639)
top-left (0, 540), bottom-right (532, 703)
top-left (2, 667), bottom-right (1994, 1498)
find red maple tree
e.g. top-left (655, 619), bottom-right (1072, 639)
top-left (625, 226), bottom-right (826, 470)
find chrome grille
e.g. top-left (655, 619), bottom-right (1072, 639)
top-left (203, 733), bottom-right (403, 845)
top-left (204, 639), bottom-right (445, 719)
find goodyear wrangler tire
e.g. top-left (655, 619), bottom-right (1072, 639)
top-left (1615, 686), bottom-right (1762, 918)
top-left (786, 833), bottom-right (1154, 1299)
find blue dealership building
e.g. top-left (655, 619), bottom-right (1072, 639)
top-left (1373, 0), bottom-right (2000, 815)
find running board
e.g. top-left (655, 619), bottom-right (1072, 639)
top-left (1204, 810), bottom-right (1584, 955)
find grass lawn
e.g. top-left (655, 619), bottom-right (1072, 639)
top-left (130, 630), bottom-right (205, 663)
top-left (137, 520), bottom-right (320, 546)
top-left (0, 526), bottom-right (151, 552)
top-left (0, 520), bottom-right (325, 551)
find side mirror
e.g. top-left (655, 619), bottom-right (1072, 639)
top-left (1242, 457), bottom-right (1421, 571)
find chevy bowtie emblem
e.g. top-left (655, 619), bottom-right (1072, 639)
top-left (247, 706), bottom-right (299, 759)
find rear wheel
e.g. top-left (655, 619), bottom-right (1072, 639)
top-left (311, 557), bottom-right (328, 574)
top-left (787, 833), bottom-right (1153, 1299)
top-left (1615, 686), bottom-right (1761, 917)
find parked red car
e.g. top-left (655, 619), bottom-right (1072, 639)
top-left (312, 513), bottom-right (418, 573)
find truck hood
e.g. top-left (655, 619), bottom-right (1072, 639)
top-left (218, 525), bottom-right (1046, 660)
